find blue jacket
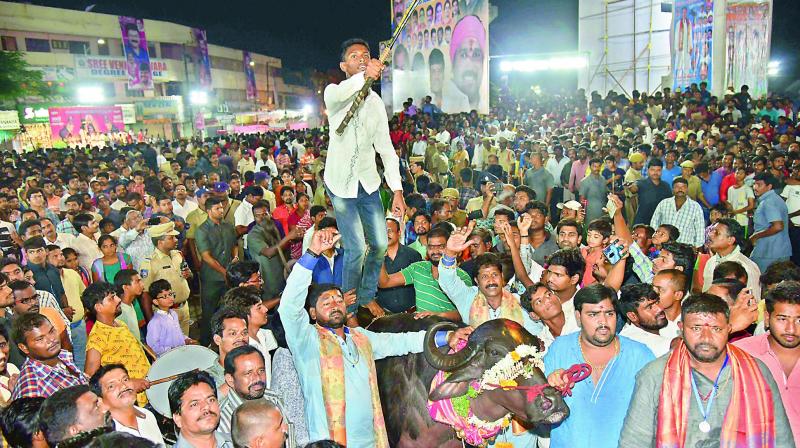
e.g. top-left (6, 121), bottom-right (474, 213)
top-left (311, 248), bottom-right (344, 286)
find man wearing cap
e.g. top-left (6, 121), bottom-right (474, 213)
top-left (465, 175), bottom-right (498, 219)
top-left (139, 222), bottom-right (193, 335)
top-left (557, 200), bottom-right (583, 221)
top-left (441, 188), bottom-right (467, 227)
top-left (679, 160), bottom-right (708, 206)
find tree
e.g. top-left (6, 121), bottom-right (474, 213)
top-left (0, 51), bottom-right (54, 101)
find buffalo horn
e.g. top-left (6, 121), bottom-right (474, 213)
top-left (423, 321), bottom-right (477, 372)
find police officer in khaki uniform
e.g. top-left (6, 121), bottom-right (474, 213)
top-left (140, 222), bottom-right (193, 335)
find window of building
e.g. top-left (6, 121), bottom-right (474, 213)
top-left (25, 38), bottom-right (50, 53)
top-left (148, 43), bottom-right (157, 58)
top-left (160, 42), bottom-right (184, 61)
top-left (98, 40), bottom-right (110, 55)
top-left (68, 41), bottom-right (90, 55)
top-left (1, 36), bottom-right (18, 51)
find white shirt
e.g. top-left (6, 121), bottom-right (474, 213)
top-left (249, 328), bottom-right (278, 387)
top-left (660, 316), bottom-right (681, 340)
top-left (559, 296), bottom-right (580, 336)
top-left (255, 158), bottom-right (279, 177)
top-left (323, 72), bottom-right (402, 198)
top-left (411, 140), bottom-right (428, 157)
top-left (619, 323), bottom-right (672, 357)
top-left (113, 406), bottom-right (165, 446)
top-left (71, 233), bottom-right (103, 272)
top-left (234, 200), bottom-right (255, 249)
top-left (782, 184), bottom-right (800, 226)
top-left (110, 199), bottom-right (128, 211)
top-left (545, 156), bottom-right (569, 187)
top-left (172, 199), bottom-right (198, 220)
top-left (45, 232), bottom-right (75, 250)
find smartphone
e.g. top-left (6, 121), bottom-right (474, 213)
top-left (603, 241), bottom-right (624, 264)
top-left (493, 182), bottom-right (504, 196)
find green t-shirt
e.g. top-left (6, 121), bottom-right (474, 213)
top-left (400, 261), bottom-right (472, 312)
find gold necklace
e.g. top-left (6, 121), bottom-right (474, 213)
top-left (578, 334), bottom-right (619, 372)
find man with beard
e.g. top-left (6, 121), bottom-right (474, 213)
top-left (279, 227), bottom-right (466, 447)
top-left (221, 286), bottom-right (278, 384)
top-left (407, 211), bottom-right (431, 258)
top-left (556, 219), bottom-right (583, 250)
top-left (734, 281), bottom-right (800, 443)
top-left (443, 15), bottom-right (486, 112)
top-left (169, 370), bottom-right (232, 448)
top-left (702, 218), bottom-right (761, 298)
top-left (628, 159), bottom-right (672, 226)
top-left (619, 294), bottom-right (793, 447)
top-left (90, 364), bottom-right (164, 445)
top-left (650, 177), bottom-right (706, 248)
top-left (206, 308), bottom-right (250, 400)
top-left (750, 172), bottom-right (791, 272)
top-left (11, 313), bottom-right (88, 399)
top-left (82, 282), bottom-right (151, 406)
top-left (618, 283), bottom-right (673, 356)
top-left (218, 345), bottom-right (295, 447)
top-left (546, 284), bottom-right (654, 448)
top-left (379, 225), bottom-right (469, 320)
top-left (248, 200), bottom-right (302, 304)
top-left (39, 384), bottom-right (112, 447)
top-left (196, 196), bottom-right (239, 345)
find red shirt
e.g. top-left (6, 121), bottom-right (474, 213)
top-left (719, 172), bottom-right (736, 203)
top-left (272, 204), bottom-right (295, 235)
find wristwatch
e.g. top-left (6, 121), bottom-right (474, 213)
top-left (305, 248), bottom-right (321, 257)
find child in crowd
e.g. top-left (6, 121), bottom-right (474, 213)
top-left (581, 218), bottom-right (613, 286)
top-left (649, 224), bottom-right (679, 260)
top-left (146, 279), bottom-right (191, 356)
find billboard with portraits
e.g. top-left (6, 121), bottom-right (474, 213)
top-left (670, 0), bottom-right (714, 91)
top-left (390, 0), bottom-right (489, 114)
top-left (119, 16), bottom-right (154, 90)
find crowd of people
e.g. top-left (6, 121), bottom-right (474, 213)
top-left (0, 41), bottom-right (798, 448)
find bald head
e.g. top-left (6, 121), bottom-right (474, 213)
top-left (231, 400), bottom-right (286, 448)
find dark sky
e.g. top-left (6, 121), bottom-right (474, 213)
top-left (18, 0), bottom-right (800, 80)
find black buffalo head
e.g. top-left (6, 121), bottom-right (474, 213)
top-left (423, 319), bottom-right (570, 426)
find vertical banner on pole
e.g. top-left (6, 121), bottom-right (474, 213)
top-left (671, 0), bottom-right (714, 91)
top-left (192, 28), bottom-right (213, 88)
top-left (243, 51), bottom-right (257, 101)
top-left (389, 0), bottom-right (490, 114)
top-left (379, 40), bottom-right (394, 116)
top-left (119, 16), bottom-right (154, 90)
top-left (724, 0), bottom-right (772, 97)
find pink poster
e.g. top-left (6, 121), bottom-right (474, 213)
top-left (49, 106), bottom-right (125, 142)
top-left (119, 16), bottom-right (154, 90)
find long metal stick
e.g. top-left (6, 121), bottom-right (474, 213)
top-left (335, 0), bottom-right (421, 136)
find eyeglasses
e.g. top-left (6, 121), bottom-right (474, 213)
top-left (15, 293), bottom-right (39, 306)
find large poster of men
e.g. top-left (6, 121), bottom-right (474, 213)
top-left (243, 51), bottom-right (257, 101)
top-left (390, 0), bottom-right (489, 114)
top-left (725, 0), bottom-right (771, 97)
top-left (119, 16), bottom-right (154, 90)
top-left (192, 28), bottom-right (213, 88)
top-left (671, 0), bottom-right (713, 91)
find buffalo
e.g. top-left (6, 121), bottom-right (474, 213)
top-left (367, 313), bottom-right (570, 448)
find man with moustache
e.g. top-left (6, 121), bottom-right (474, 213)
top-left (279, 227), bottom-right (466, 447)
top-left (555, 219), bottom-right (583, 250)
top-left (379, 225), bottom-right (470, 321)
top-left (619, 294), bottom-right (793, 447)
top-left (650, 177), bottom-right (706, 248)
top-left (438, 222), bottom-right (543, 336)
top-left (618, 283), bottom-right (673, 356)
top-left (207, 308), bottom-right (250, 399)
top-left (546, 284), bottom-right (655, 448)
top-left (734, 281), bottom-right (800, 443)
top-left (169, 370), bottom-right (233, 448)
top-left (90, 364), bottom-right (164, 445)
top-left (443, 15), bottom-right (487, 112)
top-left (218, 345), bottom-right (295, 447)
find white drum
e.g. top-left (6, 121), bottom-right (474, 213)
top-left (145, 345), bottom-right (218, 417)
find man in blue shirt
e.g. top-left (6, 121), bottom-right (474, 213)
top-left (750, 172), bottom-right (792, 272)
top-left (697, 162), bottom-right (722, 216)
top-left (544, 284), bottom-right (654, 448)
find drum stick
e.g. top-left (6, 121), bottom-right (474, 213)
top-left (149, 368), bottom-right (199, 386)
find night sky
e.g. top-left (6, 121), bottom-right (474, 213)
top-left (16, 0), bottom-right (800, 84)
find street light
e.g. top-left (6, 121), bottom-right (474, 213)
top-left (97, 38), bottom-right (106, 45)
top-left (77, 86), bottom-right (105, 104)
top-left (249, 60), bottom-right (255, 67)
top-left (302, 104), bottom-right (313, 115)
top-left (768, 60), bottom-right (781, 77)
top-left (190, 90), bottom-right (208, 105)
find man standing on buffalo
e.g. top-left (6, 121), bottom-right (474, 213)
top-left (324, 38), bottom-right (406, 323)
top-left (546, 284), bottom-right (654, 448)
top-left (278, 227), bottom-right (465, 447)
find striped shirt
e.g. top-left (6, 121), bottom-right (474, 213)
top-left (400, 261), bottom-right (472, 312)
top-left (218, 389), bottom-right (296, 448)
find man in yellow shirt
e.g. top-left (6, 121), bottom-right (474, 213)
top-left (82, 282), bottom-right (151, 406)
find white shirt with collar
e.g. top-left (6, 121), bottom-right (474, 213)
top-left (113, 406), bottom-right (165, 445)
top-left (619, 323), bottom-right (671, 357)
top-left (323, 71), bottom-right (402, 198)
top-left (249, 328), bottom-right (278, 387)
top-left (173, 199), bottom-right (199, 220)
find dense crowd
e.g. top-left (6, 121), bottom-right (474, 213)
top-left (0, 61), bottom-right (797, 448)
